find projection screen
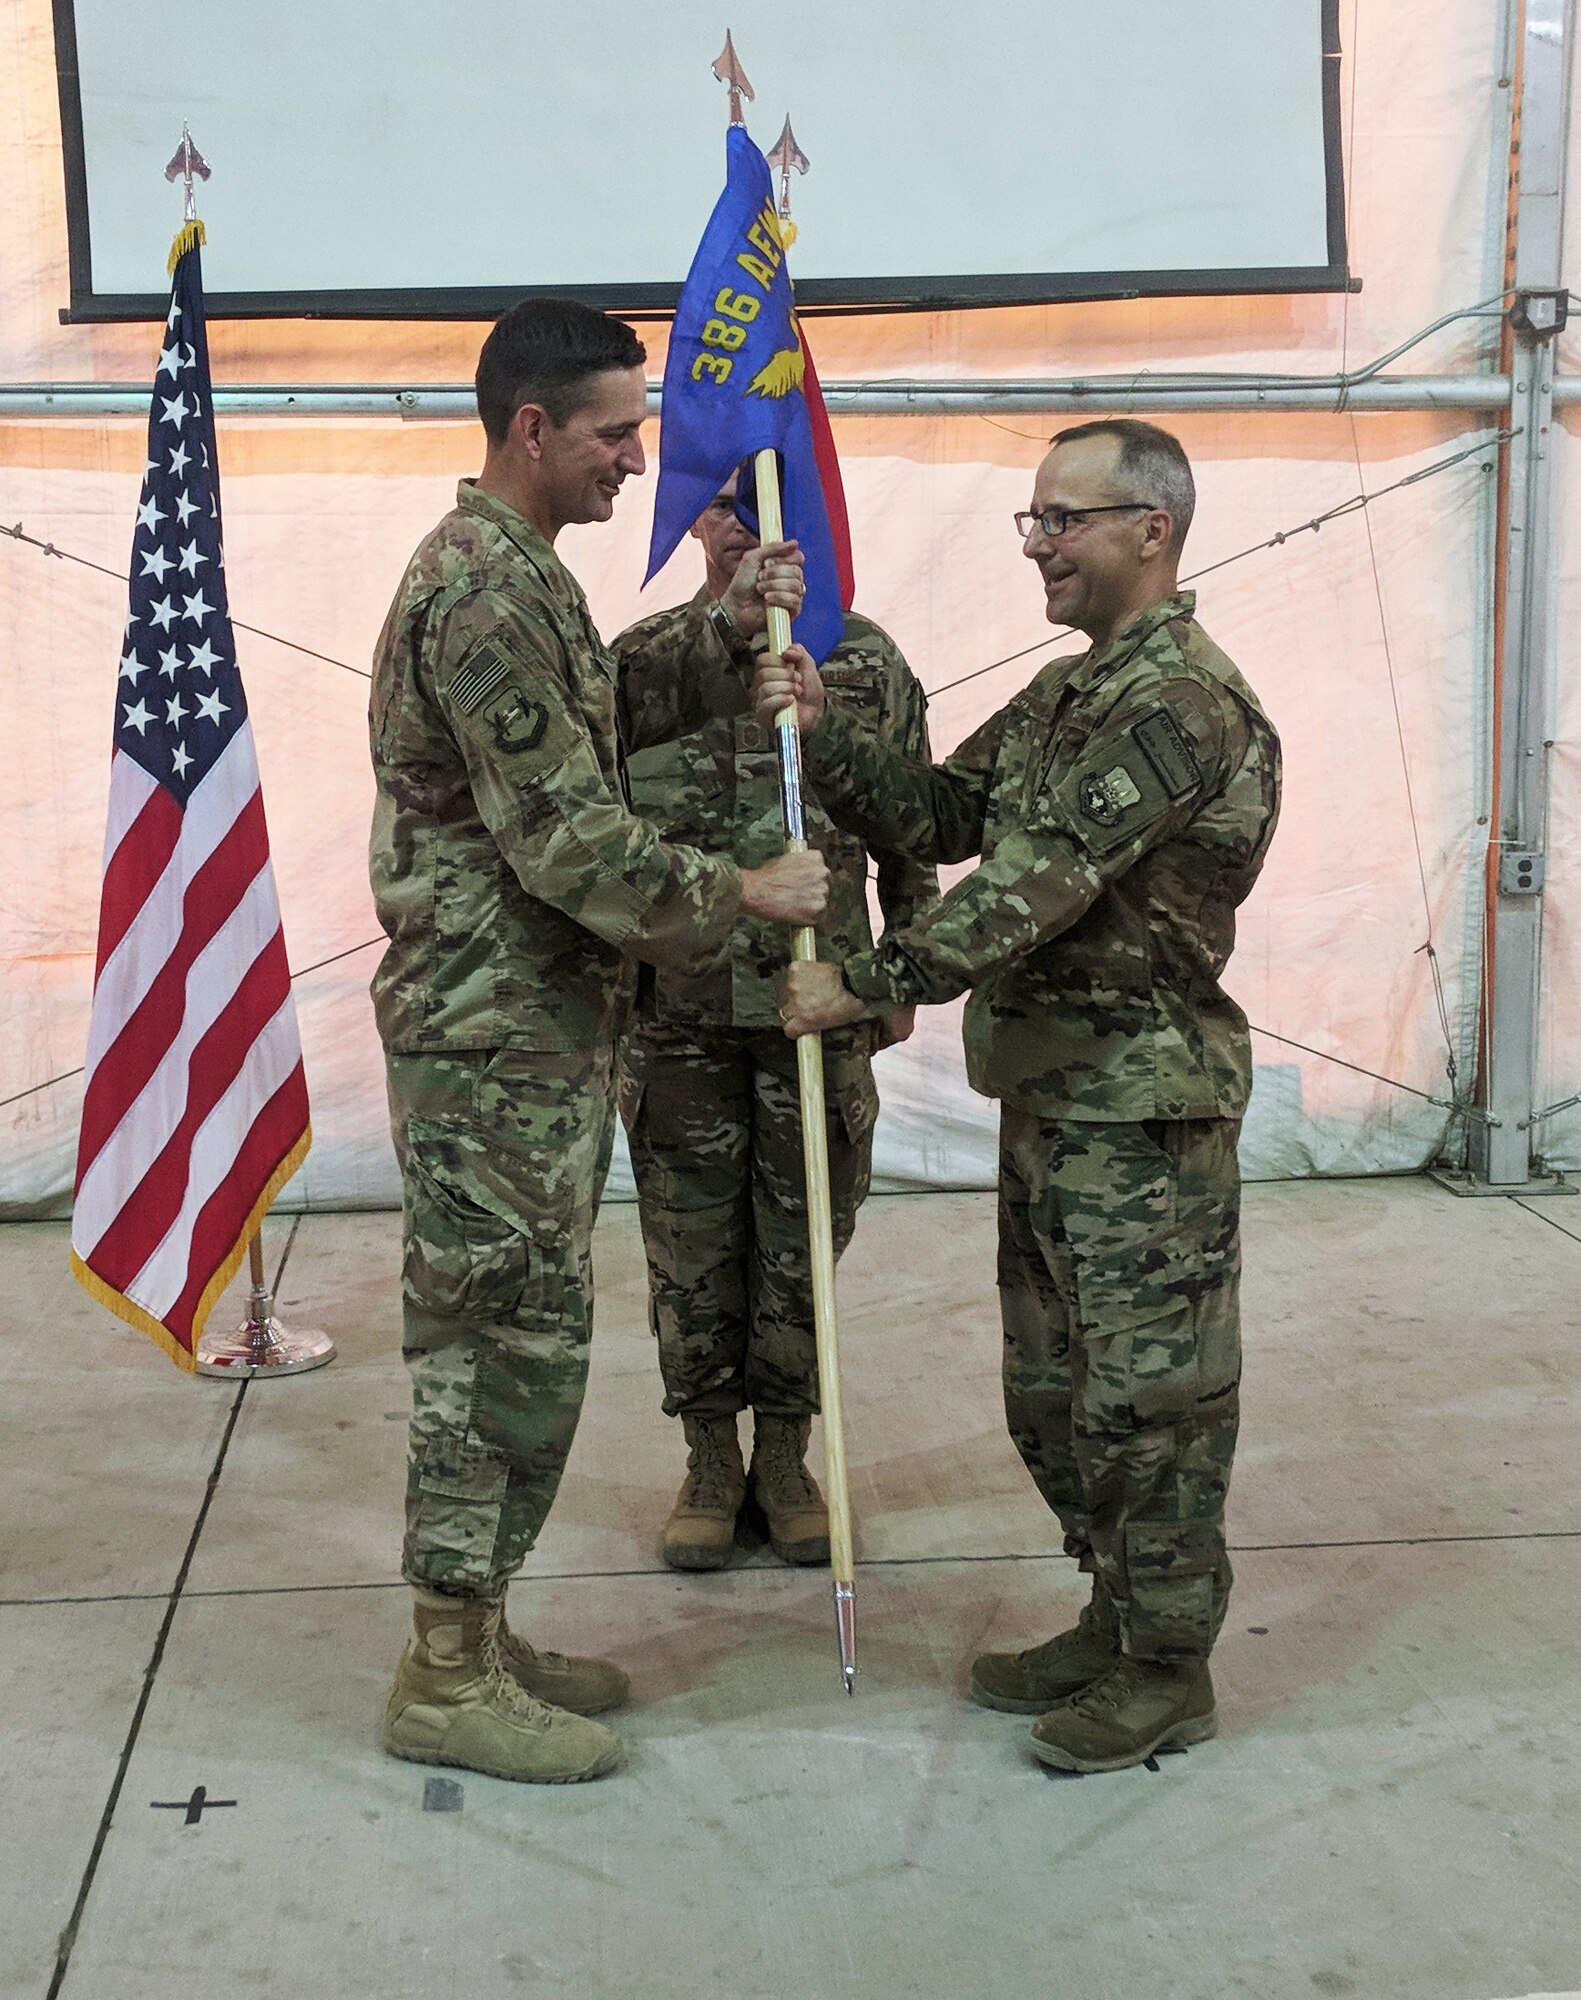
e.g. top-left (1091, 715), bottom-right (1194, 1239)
top-left (52, 0), bottom-right (1349, 321)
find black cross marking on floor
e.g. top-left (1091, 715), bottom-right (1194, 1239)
top-left (150, 1785), bottom-right (237, 1825)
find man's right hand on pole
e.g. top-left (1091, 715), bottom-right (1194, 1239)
top-left (754, 642), bottom-right (826, 739)
top-left (739, 849), bottom-right (831, 924)
top-left (724, 540), bottom-right (805, 638)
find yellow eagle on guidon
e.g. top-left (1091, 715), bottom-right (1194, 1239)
top-left (748, 320), bottom-right (807, 400)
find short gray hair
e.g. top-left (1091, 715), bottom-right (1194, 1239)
top-left (1050, 418), bottom-right (1196, 553)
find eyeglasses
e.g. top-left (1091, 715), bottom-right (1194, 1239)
top-left (1014, 502), bottom-right (1155, 540)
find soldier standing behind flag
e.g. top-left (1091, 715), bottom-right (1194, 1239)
top-left (369, 301), bottom-right (828, 1786)
top-left (614, 477), bottom-right (938, 1571)
top-left (759, 421), bottom-right (1281, 1774)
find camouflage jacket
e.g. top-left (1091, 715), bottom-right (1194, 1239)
top-left (613, 591), bottom-right (938, 1031)
top-left (808, 592), bottom-right (1281, 1120)
top-left (369, 481), bottom-right (741, 1053)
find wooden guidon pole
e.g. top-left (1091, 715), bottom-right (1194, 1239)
top-left (753, 449), bottom-right (857, 1694)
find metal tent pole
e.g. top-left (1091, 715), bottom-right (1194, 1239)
top-left (1468, 0), bottom-right (1576, 1190)
top-left (0, 373), bottom-right (1562, 420)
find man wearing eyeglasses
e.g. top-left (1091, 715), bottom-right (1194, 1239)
top-left (755, 419), bottom-right (1281, 1774)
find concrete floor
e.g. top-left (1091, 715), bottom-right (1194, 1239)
top-left (3, 1177), bottom-right (1580, 2000)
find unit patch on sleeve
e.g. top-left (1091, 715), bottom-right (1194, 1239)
top-left (1078, 764), bottom-right (1143, 829)
top-left (1131, 710), bottom-right (1200, 800)
top-left (488, 691), bottom-right (550, 757)
top-left (449, 644), bottom-right (513, 715)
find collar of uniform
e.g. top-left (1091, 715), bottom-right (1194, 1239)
top-left (1066, 589), bottom-right (1197, 690)
top-left (455, 478), bottom-right (575, 595)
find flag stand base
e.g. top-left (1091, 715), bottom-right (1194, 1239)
top-left (196, 1275), bottom-right (335, 1378)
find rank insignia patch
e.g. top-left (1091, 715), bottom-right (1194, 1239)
top-left (1078, 765), bottom-right (1143, 828)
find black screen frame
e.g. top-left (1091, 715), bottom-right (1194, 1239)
top-left (52, 0), bottom-right (1352, 325)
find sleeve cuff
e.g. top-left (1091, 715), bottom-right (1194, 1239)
top-left (706, 599), bottom-right (756, 665)
top-left (802, 697), bottom-right (856, 779)
top-left (841, 945), bottom-right (920, 1009)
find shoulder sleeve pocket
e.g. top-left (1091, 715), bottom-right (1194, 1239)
top-left (1048, 696), bottom-right (1220, 860)
top-left (440, 636), bottom-right (580, 779)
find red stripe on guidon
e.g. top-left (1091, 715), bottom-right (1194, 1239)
top-left (82, 928), bottom-right (292, 1297)
top-left (800, 337), bottom-right (855, 609)
top-left (93, 782), bottom-right (183, 978)
top-left (161, 1062), bottom-right (311, 1352)
top-left (76, 789), bottom-right (271, 1171)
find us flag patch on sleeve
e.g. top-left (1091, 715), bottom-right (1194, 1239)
top-left (449, 645), bottom-right (512, 715)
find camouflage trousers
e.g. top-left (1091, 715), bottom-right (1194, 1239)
top-left (386, 1045), bottom-right (614, 1596)
top-left (998, 1112), bottom-right (1242, 1663)
top-left (619, 1023), bottom-right (878, 1419)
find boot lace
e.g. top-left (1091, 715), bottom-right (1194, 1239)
top-left (482, 1598), bottom-right (569, 1695)
top-left (687, 1429), bottom-right (741, 1510)
top-left (482, 1639), bottom-right (559, 1727)
top-left (756, 1428), bottom-right (819, 1502)
top-left (1067, 1658), bottom-right (1154, 1719)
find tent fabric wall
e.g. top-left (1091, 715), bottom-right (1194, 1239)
top-left (1, 0), bottom-right (1559, 1217)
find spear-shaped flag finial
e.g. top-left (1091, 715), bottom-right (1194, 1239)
top-left (163, 122), bottom-right (211, 224)
top-left (766, 117), bottom-right (810, 223)
top-left (712, 30), bottom-right (755, 127)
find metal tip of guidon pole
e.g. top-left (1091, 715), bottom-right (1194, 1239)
top-left (834, 1580), bottom-right (856, 1694)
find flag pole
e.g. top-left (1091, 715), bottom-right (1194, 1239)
top-left (756, 104), bottom-right (856, 1694)
top-left (145, 127), bottom-right (333, 1383)
top-left (691, 44), bottom-right (855, 1685)
top-left (754, 454), bottom-right (856, 1695)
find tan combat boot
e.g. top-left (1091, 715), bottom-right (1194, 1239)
top-left (1028, 1656), bottom-right (1218, 1772)
top-left (484, 1593), bottom-right (630, 1716)
top-left (660, 1414), bottom-right (747, 1571)
top-left (384, 1590), bottom-right (624, 1783)
top-left (748, 1414), bottom-right (830, 1566)
top-left (969, 1581), bottom-right (1121, 1713)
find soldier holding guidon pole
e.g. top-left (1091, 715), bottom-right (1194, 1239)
top-left (642, 47), bottom-right (875, 1687)
top-left (615, 474), bottom-right (935, 1578)
top-left (369, 298), bottom-right (828, 1786)
top-left (760, 420), bottom-right (1282, 1769)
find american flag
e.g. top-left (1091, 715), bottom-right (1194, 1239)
top-left (69, 228), bottom-right (310, 1371)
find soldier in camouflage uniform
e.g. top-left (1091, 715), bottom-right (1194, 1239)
top-left (612, 481), bottom-right (938, 1572)
top-left (762, 420), bottom-right (1281, 1773)
top-left (369, 301), bottom-right (828, 1785)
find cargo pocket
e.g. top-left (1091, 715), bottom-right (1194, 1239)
top-left (821, 1028), bottom-right (879, 1143)
top-left (1080, 1300), bottom-right (1200, 1431)
top-left (834, 1067), bottom-right (879, 1148)
top-left (1062, 1122), bottom-right (1231, 1427)
top-left (402, 1116), bottom-right (529, 1322)
top-left (407, 1438), bottom-right (512, 1586)
top-left (1124, 1517), bottom-right (1219, 1659)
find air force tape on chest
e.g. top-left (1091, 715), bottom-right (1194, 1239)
top-left (448, 641), bottom-right (549, 756)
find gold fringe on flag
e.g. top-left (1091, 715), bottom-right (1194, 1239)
top-left (167, 218), bottom-right (207, 274)
top-left (70, 1122), bottom-right (310, 1372)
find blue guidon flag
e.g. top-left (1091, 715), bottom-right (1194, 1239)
top-left (70, 221), bottom-right (310, 1370)
top-left (646, 123), bottom-right (854, 664)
